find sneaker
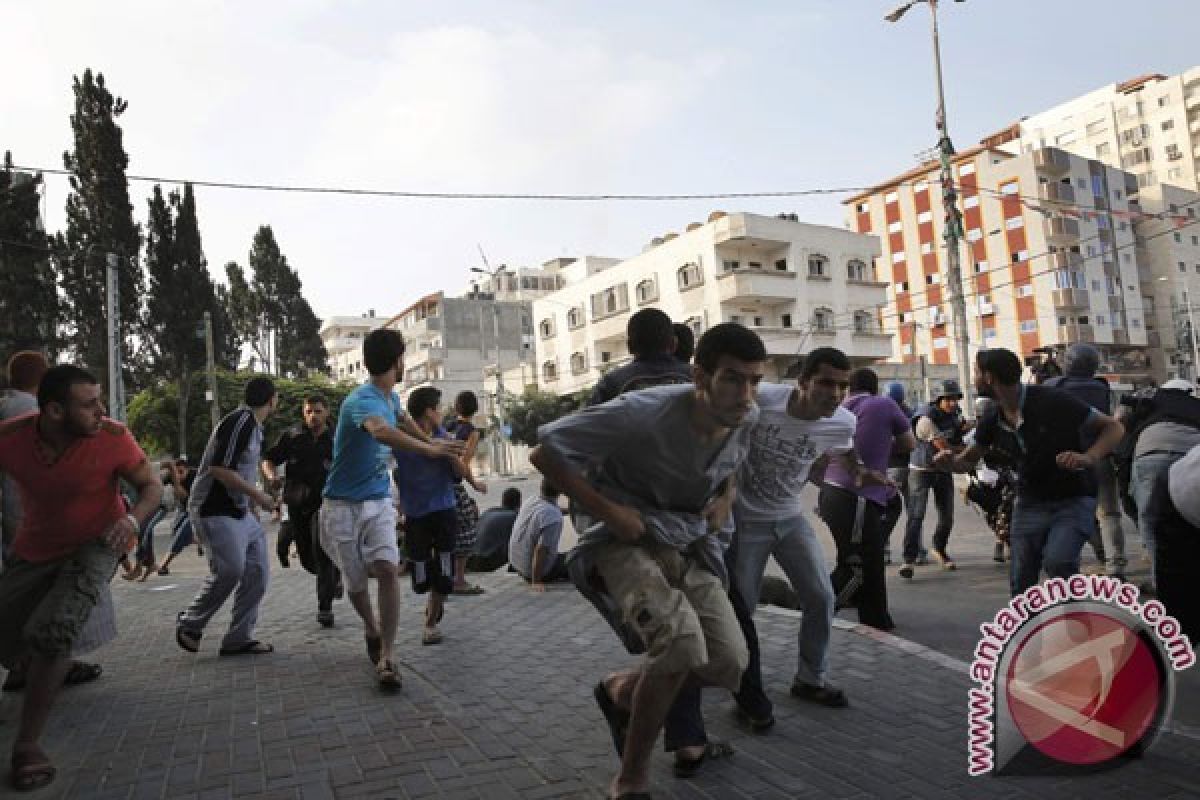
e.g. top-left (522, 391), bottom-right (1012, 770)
top-left (899, 562), bottom-right (915, 580)
top-left (316, 611), bottom-right (335, 628)
top-left (931, 548), bottom-right (956, 571)
top-left (790, 680), bottom-right (849, 708)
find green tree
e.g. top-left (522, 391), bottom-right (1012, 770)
top-left (223, 261), bottom-right (258, 365)
top-left (53, 69), bottom-right (143, 383)
top-left (501, 387), bottom-right (586, 448)
top-left (0, 155), bottom-right (60, 356)
top-left (244, 226), bottom-right (327, 377)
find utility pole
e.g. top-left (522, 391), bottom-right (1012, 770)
top-left (888, 0), bottom-right (973, 411)
top-left (203, 310), bottom-right (220, 428)
top-left (472, 255), bottom-right (511, 477)
top-left (104, 252), bottom-right (126, 421)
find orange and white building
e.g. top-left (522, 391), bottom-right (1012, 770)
top-left (845, 128), bottom-right (1154, 384)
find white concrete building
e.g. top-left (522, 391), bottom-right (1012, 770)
top-left (530, 212), bottom-right (890, 396)
top-left (847, 134), bottom-right (1153, 385)
top-left (1019, 68), bottom-right (1200, 194)
top-left (321, 311), bottom-right (387, 382)
top-left (1135, 183), bottom-right (1200, 380)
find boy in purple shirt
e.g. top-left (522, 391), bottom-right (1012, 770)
top-left (821, 368), bottom-right (915, 630)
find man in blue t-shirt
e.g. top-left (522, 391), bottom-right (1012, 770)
top-left (319, 329), bottom-right (463, 690)
top-left (393, 386), bottom-right (463, 646)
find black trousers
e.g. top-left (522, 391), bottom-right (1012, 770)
top-left (820, 485), bottom-right (893, 629)
top-left (282, 506), bottom-right (341, 613)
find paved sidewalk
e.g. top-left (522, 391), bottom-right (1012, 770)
top-left (0, 542), bottom-right (1197, 799)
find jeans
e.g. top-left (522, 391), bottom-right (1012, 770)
top-left (1131, 453), bottom-right (1184, 571)
top-left (1009, 495), bottom-right (1097, 596)
top-left (903, 470), bottom-right (955, 562)
top-left (731, 512), bottom-right (833, 688)
top-left (1093, 459), bottom-right (1126, 574)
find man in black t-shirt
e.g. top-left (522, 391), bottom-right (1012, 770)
top-left (937, 349), bottom-right (1124, 596)
top-left (588, 309), bottom-right (692, 406)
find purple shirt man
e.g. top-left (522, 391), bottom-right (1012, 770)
top-left (825, 392), bottom-right (911, 506)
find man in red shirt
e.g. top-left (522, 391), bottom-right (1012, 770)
top-left (0, 365), bottom-right (162, 792)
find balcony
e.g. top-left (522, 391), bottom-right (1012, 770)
top-left (1034, 147), bottom-right (1071, 175)
top-left (1057, 323), bottom-right (1096, 343)
top-left (1046, 217), bottom-right (1081, 242)
top-left (1041, 182), bottom-right (1075, 205)
top-left (1047, 251), bottom-right (1084, 271)
top-left (590, 310), bottom-right (628, 343)
top-left (1052, 288), bottom-right (1090, 309)
top-left (716, 269), bottom-right (798, 306)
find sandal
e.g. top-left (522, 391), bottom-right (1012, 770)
top-left (175, 625), bottom-right (202, 654)
top-left (593, 681), bottom-right (630, 758)
top-left (377, 660), bottom-right (402, 690)
top-left (365, 635), bottom-right (382, 665)
top-left (673, 740), bottom-right (735, 778)
top-left (219, 640), bottom-right (274, 656)
top-left (790, 681), bottom-right (849, 708)
top-left (421, 629), bottom-right (444, 646)
top-left (10, 747), bottom-right (56, 792)
top-left (63, 661), bottom-right (103, 686)
top-left (451, 584), bottom-right (485, 596)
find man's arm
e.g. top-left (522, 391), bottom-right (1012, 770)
top-left (529, 445), bottom-right (644, 542)
top-left (530, 544), bottom-right (553, 592)
top-left (210, 467), bottom-right (276, 511)
top-left (1058, 413), bottom-right (1124, 470)
top-left (916, 416), bottom-right (955, 452)
top-left (113, 457), bottom-right (165, 552)
top-left (362, 416), bottom-right (464, 460)
top-left (893, 430), bottom-right (916, 455)
top-left (934, 442), bottom-right (985, 473)
top-left (831, 449), bottom-right (893, 488)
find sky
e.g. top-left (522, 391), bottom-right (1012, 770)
top-left (3, 0), bottom-right (1197, 320)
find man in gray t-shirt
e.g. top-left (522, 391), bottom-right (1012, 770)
top-left (532, 323), bottom-right (766, 800)
top-left (508, 481), bottom-right (567, 587)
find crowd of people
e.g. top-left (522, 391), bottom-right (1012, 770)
top-left (0, 315), bottom-right (1197, 796)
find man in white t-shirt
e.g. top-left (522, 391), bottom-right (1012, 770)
top-left (731, 347), bottom-right (890, 716)
top-left (508, 481), bottom-right (568, 590)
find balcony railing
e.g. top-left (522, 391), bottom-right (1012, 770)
top-left (1034, 148), bottom-right (1071, 175)
top-left (1052, 288), bottom-right (1090, 309)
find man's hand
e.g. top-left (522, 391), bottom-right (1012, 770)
top-left (427, 439), bottom-right (467, 460)
top-left (604, 503), bottom-right (645, 543)
top-left (104, 514), bottom-right (139, 553)
top-left (531, 581), bottom-right (547, 594)
top-left (703, 484), bottom-right (736, 532)
top-left (1056, 451), bottom-right (1094, 471)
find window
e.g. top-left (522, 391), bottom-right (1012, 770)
top-left (729, 314), bottom-right (743, 325)
top-left (1132, 318), bottom-right (1143, 329)
top-left (591, 284), bottom-right (629, 318)
top-left (539, 317), bottom-right (556, 339)
top-left (1114, 189), bottom-right (1123, 201)
top-left (1017, 284), bottom-right (1033, 298)
top-left (808, 254), bottom-right (829, 277)
top-left (1158, 96), bottom-right (1170, 108)
top-left (921, 242), bottom-right (934, 255)
top-left (1095, 142), bottom-right (1111, 158)
top-left (855, 201), bottom-right (869, 213)
top-left (774, 259), bottom-right (788, 271)
top-left (885, 190), bottom-right (899, 204)
top-left (677, 262), bottom-right (703, 290)
top-left (1175, 234), bottom-right (1183, 244)
top-left (913, 180), bottom-right (929, 193)
top-left (722, 260), bottom-right (740, 272)
top-left (933, 336), bottom-right (949, 349)
top-left (747, 261), bottom-right (763, 270)
top-left (927, 273), bottom-right (940, 285)
top-left (974, 261), bottom-right (989, 274)
top-left (1000, 182), bottom-right (1019, 196)
top-left (1055, 132), bottom-right (1077, 146)
top-left (983, 328), bottom-right (998, 342)
top-left (570, 352), bottom-right (587, 375)
top-left (566, 306), bottom-right (585, 330)
top-left (753, 316), bottom-right (764, 327)
top-left (966, 228), bottom-right (983, 242)
top-left (959, 162), bottom-right (976, 177)
top-left (1168, 167), bottom-right (1184, 181)
top-left (898, 312), bottom-right (907, 323)
top-left (635, 277), bottom-right (658, 305)
top-left (847, 259), bottom-right (869, 281)
top-left (853, 311), bottom-right (875, 334)
top-left (896, 281), bottom-right (909, 293)
top-left (1181, 262), bottom-right (1188, 273)
top-left (813, 308), bottom-right (834, 332)
top-left (781, 313), bottom-right (793, 328)
top-left (1086, 120), bottom-right (1107, 136)
top-left (1077, 178), bottom-right (1087, 189)
top-left (542, 360), bottom-right (558, 382)
top-left (1166, 144), bottom-right (1183, 161)
top-left (964, 195), bottom-right (980, 209)
top-left (1078, 316), bottom-right (1090, 325)
top-left (1092, 280), bottom-right (1101, 292)
top-left (887, 220), bottom-right (903, 234)
top-left (917, 210), bottom-right (933, 224)
top-left (1004, 216), bottom-right (1024, 230)
top-left (1162, 119), bottom-right (1175, 131)
top-left (891, 251), bottom-right (906, 264)
top-left (1097, 315), bottom-right (1107, 326)
top-left (1020, 320), bottom-right (1037, 333)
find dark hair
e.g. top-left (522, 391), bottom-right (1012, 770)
top-left (626, 308), bottom-right (675, 358)
top-left (849, 367), bottom-right (878, 395)
top-left (8, 351), bottom-right (49, 392)
top-left (455, 390), bottom-right (479, 417)
top-left (244, 376), bottom-right (276, 407)
top-left (37, 364), bottom-right (98, 410)
top-left (303, 394), bottom-right (328, 408)
top-left (796, 347), bottom-right (852, 382)
top-left (694, 323), bottom-right (767, 374)
top-left (976, 348), bottom-right (1023, 385)
top-left (501, 487), bottom-right (522, 510)
top-left (406, 386), bottom-right (442, 419)
top-left (363, 329), bottom-right (406, 376)
top-left (673, 323), bottom-right (695, 364)
top-left (540, 479), bottom-right (561, 499)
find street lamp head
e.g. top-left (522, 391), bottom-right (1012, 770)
top-left (470, 267), bottom-right (487, 275)
top-left (884, 1), bottom-right (917, 22)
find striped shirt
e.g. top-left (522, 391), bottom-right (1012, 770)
top-left (190, 406), bottom-right (263, 519)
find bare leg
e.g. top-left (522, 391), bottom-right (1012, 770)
top-left (347, 590), bottom-right (379, 640)
top-left (374, 561), bottom-right (399, 666)
top-left (453, 555), bottom-right (468, 588)
top-left (12, 654), bottom-right (73, 766)
top-left (424, 591), bottom-right (445, 637)
top-left (607, 668), bottom-right (687, 798)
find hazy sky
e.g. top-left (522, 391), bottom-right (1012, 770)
top-left (4, 1), bottom-right (1196, 319)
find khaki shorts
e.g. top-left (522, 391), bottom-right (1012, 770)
top-left (0, 539), bottom-right (118, 667)
top-left (592, 538), bottom-right (747, 691)
top-left (319, 498), bottom-right (399, 594)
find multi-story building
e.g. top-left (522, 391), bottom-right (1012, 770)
top-left (1019, 68), bottom-right (1200, 194)
top-left (845, 133), bottom-right (1153, 385)
top-left (530, 212), bottom-right (889, 396)
top-left (1135, 183), bottom-right (1200, 380)
top-left (322, 311), bottom-right (387, 382)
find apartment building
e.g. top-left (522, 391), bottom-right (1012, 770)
top-left (845, 135), bottom-right (1152, 385)
top-left (530, 212), bottom-right (889, 396)
top-left (322, 311), bottom-right (387, 382)
top-left (1019, 68), bottom-right (1200, 194)
top-left (1135, 183), bottom-right (1200, 380)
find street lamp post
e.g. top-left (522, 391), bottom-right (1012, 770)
top-left (887, 0), bottom-right (973, 410)
top-left (471, 265), bottom-right (510, 476)
top-left (1160, 276), bottom-right (1200, 380)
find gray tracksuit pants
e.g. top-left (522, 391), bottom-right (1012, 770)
top-left (179, 514), bottom-right (270, 649)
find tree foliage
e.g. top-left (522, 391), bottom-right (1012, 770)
top-left (245, 226), bottom-right (327, 377)
top-left (0, 155), bottom-right (60, 357)
top-left (53, 69), bottom-right (143, 382)
top-left (501, 387), bottom-right (587, 448)
top-left (127, 370), bottom-right (354, 460)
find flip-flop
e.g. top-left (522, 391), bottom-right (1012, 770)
top-left (593, 681), bottom-right (630, 758)
top-left (377, 660), bottom-right (402, 690)
top-left (175, 625), bottom-right (202, 654)
top-left (673, 740), bottom-right (735, 778)
top-left (10, 748), bottom-right (56, 792)
top-left (218, 640), bottom-right (274, 656)
top-left (365, 635), bottom-right (382, 665)
top-left (451, 584), bottom-right (485, 595)
top-left (63, 661), bottom-right (103, 686)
